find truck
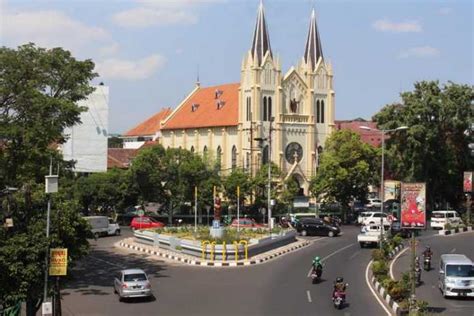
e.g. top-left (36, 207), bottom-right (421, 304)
top-left (84, 216), bottom-right (120, 238)
top-left (357, 224), bottom-right (390, 248)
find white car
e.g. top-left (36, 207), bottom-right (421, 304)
top-left (365, 198), bottom-right (382, 209)
top-left (361, 212), bottom-right (391, 226)
top-left (114, 269), bottom-right (153, 301)
top-left (430, 210), bottom-right (462, 230)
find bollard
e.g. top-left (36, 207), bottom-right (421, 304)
top-left (222, 241), bottom-right (226, 262)
top-left (239, 240), bottom-right (248, 260)
top-left (233, 241), bottom-right (239, 261)
top-left (210, 241), bottom-right (217, 261)
top-left (201, 240), bottom-right (210, 260)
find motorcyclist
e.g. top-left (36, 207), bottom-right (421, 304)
top-left (422, 246), bottom-right (433, 259)
top-left (333, 277), bottom-right (347, 298)
top-left (312, 256), bottom-right (323, 277)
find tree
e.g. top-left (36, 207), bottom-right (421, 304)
top-left (309, 130), bottom-right (379, 212)
top-left (279, 176), bottom-right (300, 212)
top-left (373, 81), bottom-right (474, 208)
top-left (223, 168), bottom-right (252, 205)
top-left (252, 163), bottom-right (283, 208)
top-left (0, 44), bottom-right (96, 315)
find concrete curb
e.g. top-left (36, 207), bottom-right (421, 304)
top-left (370, 244), bottom-right (405, 316)
top-left (118, 238), bottom-right (311, 267)
top-left (439, 226), bottom-right (473, 236)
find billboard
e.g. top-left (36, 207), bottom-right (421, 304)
top-left (384, 180), bottom-right (401, 202)
top-left (464, 172), bottom-right (473, 193)
top-left (49, 248), bottom-right (68, 276)
top-left (400, 183), bottom-right (426, 229)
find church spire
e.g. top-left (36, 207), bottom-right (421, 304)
top-left (304, 8), bottom-right (324, 71)
top-left (251, 0), bottom-right (272, 66)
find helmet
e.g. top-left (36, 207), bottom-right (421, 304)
top-left (313, 256), bottom-right (321, 263)
top-left (336, 277), bottom-right (343, 283)
top-left (425, 246), bottom-right (430, 250)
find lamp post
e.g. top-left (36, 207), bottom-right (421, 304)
top-left (161, 181), bottom-right (172, 226)
top-left (360, 125), bottom-right (408, 251)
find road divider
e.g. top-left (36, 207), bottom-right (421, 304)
top-left (439, 226), bottom-right (473, 236)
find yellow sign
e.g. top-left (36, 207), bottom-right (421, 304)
top-left (49, 248), bottom-right (68, 276)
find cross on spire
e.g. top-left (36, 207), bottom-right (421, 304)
top-left (304, 8), bottom-right (324, 71)
top-left (251, 0), bottom-right (272, 66)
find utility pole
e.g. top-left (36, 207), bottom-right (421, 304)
top-left (410, 230), bottom-right (417, 315)
top-left (267, 118), bottom-right (273, 229)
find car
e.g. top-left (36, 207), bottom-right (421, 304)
top-left (430, 210), bottom-right (462, 230)
top-left (352, 201), bottom-right (367, 213)
top-left (365, 198), bottom-right (382, 209)
top-left (358, 224), bottom-right (389, 247)
top-left (130, 216), bottom-right (165, 230)
top-left (438, 254), bottom-right (474, 298)
top-left (360, 212), bottom-right (391, 226)
top-left (295, 218), bottom-right (340, 237)
top-left (230, 218), bottom-right (264, 228)
top-left (390, 220), bottom-right (411, 238)
top-left (114, 269), bottom-right (153, 301)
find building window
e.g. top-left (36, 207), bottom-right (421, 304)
top-left (190, 146), bottom-right (195, 153)
top-left (231, 146), bottom-right (237, 170)
top-left (203, 146), bottom-right (208, 160)
top-left (246, 97), bottom-right (251, 121)
top-left (321, 100), bottom-right (325, 123)
top-left (268, 97), bottom-right (272, 121)
top-left (263, 96), bottom-right (267, 121)
top-left (216, 146), bottom-right (222, 168)
top-left (316, 100), bottom-right (320, 123)
top-left (262, 145), bottom-right (269, 165)
top-left (317, 146), bottom-right (323, 167)
top-left (246, 152), bottom-right (251, 172)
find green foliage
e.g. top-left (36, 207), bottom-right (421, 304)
top-left (107, 136), bottom-right (123, 148)
top-left (373, 80), bottom-right (474, 208)
top-left (309, 130), bottom-right (379, 210)
top-left (444, 223), bottom-right (452, 230)
top-left (223, 168), bottom-right (251, 204)
top-left (372, 260), bottom-right (388, 278)
top-left (279, 176), bottom-right (300, 208)
top-left (372, 249), bottom-right (387, 261)
top-left (252, 163), bottom-right (284, 207)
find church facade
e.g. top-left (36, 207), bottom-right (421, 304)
top-left (159, 2), bottom-right (335, 195)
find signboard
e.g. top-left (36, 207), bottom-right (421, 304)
top-left (293, 196), bottom-right (309, 208)
top-left (49, 248), bottom-right (68, 276)
top-left (464, 171), bottom-right (473, 193)
top-left (42, 302), bottom-right (52, 316)
top-left (212, 220), bottom-right (220, 229)
top-left (400, 183), bottom-right (426, 229)
top-left (384, 180), bottom-right (401, 202)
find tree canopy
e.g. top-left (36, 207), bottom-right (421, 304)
top-left (373, 81), bottom-right (474, 208)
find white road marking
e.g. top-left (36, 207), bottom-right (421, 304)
top-left (450, 248), bottom-right (456, 253)
top-left (389, 247), bottom-right (409, 280)
top-left (349, 251), bottom-right (361, 260)
top-left (365, 259), bottom-right (392, 316)
top-left (306, 290), bottom-right (312, 303)
top-left (307, 243), bottom-right (355, 277)
top-left (89, 256), bottom-right (125, 268)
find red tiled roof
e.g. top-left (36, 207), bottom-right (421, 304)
top-left (124, 108), bottom-right (172, 137)
top-left (162, 83), bottom-right (239, 130)
top-left (140, 140), bottom-right (158, 148)
top-left (107, 148), bottom-right (138, 169)
top-left (335, 120), bottom-right (384, 147)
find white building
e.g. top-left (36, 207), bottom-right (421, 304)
top-left (61, 85), bottom-right (109, 172)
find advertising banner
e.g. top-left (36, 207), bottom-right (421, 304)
top-left (464, 171), bottom-right (473, 193)
top-left (400, 183), bottom-right (426, 229)
top-left (49, 248), bottom-right (68, 276)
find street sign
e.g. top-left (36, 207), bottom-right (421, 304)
top-left (42, 302), bottom-right (52, 316)
top-left (212, 220), bottom-right (220, 229)
top-left (464, 171), bottom-right (473, 193)
top-left (137, 209), bottom-right (145, 217)
top-left (49, 248), bottom-right (68, 276)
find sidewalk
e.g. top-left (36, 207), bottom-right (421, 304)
top-left (117, 237), bottom-right (311, 267)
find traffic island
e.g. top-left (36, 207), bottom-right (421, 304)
top-left (439, 225), bottom-right (473, 236)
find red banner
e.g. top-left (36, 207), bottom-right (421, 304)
top-left (401, 183), bottom-right (426, 229)
top-left (464, 172), bottom-right (473, 193)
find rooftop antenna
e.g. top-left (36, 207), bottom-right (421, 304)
top-left (196, 64), bottom-right (200, 87)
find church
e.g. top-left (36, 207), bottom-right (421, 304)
top-left (131, 2), bottom-right (336, 196)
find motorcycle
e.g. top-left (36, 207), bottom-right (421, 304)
top-left (332, 289), bottom-right (347, 309)
top-left (423, 255), bottom-right (431, 271)
top-left (415, 267), bottom-right (422, 286)
top-left (311, 267), bottom-right (323, 284)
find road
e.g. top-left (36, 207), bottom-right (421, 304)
top-left (61, 226), bottom-right (387, 316)
top-left (392, 230), bottom-right (474, 316)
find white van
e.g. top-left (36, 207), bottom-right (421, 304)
top-left (438, 254), bottom-right (474, 297)
top-left (430, 210), bottom-right (462, 230)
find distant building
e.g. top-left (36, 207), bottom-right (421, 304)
top-left (61, 85), bottom-right (109, 172)
top-left (107, 148), bottom-right (138, 169)
top-left (122, 108), bottom-right (172, 149)
top-left (335, 119), bottom-right (383, 147)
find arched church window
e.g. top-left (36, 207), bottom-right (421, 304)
top-left (203, 146), bottom-right (208, 160)
top-left (190, 146), bottom-right (195, 153)
top-left (268, 97), bottom-right (272, 121)
top-left (231, 146), bottom-right (237, 170)
top-left (316, 100), bottom-right (320, 123)
top-left (262, 145), bottom-right (269, 165)
top-left (317, 146), bottom-right (323, 167)
top-left (216, 146), bottom-right (222, 168)
top-left (246, 97), bottom-right (252, 121)
top-left (321, 100), bottom-right (325, 123)
top-left (263, 97), bottom-right (267, 121)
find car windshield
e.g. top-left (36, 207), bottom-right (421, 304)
top-left (432, 213), bottom-right (446, 218)
top-left (124, 273), bottom-right (147, 282)
top-left (446, 265), bottom-right (474, 277)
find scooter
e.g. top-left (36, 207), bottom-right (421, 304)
top-left (311, 267), bottom-right (323, 284)
top-left (423, 255), bottom-right (431, 271)
top-left (415, 267), bottom-right (422, 286)
top-left (332, 289), bottom-right (347, 309)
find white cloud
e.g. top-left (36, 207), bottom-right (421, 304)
top-left (99, 43), bottom-right (120, 56)
top-left (398, 46), bottom-right (440, 59)
top-left (2, 9), bottom-right (113, 54)
top-left (95, 54), bottom-right (166, 80)
top-left (438, 7), bottom-right (453, 15)
top-left (372, 19), bottom-right (422, 33)
top-left (112, 7), bottom-right (197, 28)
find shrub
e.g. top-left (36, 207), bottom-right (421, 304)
top-left (444, 223), bottom-right (452, 230)
top-left (372, 260), bottom-right (388, 277)
top-left (393, 235), bottom-right (403, 247)
top-left (372, 249), bottom-right (387, 261)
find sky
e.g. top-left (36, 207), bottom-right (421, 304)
top-left (1, 0), bottom-right (473, 134)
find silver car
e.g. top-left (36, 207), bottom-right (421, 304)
top-left (114, 269), bottom-right (153, 301)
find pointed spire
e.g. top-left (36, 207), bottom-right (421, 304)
top-left (304, 8), bottom-right (324, 71)
top-left (251, 0), bottom-right (272, 66)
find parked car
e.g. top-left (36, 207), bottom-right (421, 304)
top-left (130, 216), bottom-right (165, 230)
top-left (230, 218), bottom-right (264, 228)
top-left (295, 218), bottom-right (340, 237)
top-left (83, 216), bottom-right (120, 238)
top-left (430, 210), bottom-right (462, 230)
top-left (438, 254), bottom-right (474, 298)
top-left (114, 269), bottom-right (153, 301)
top-left (360, 212), bottom-right (391, 226)
top-left (352, 201), bottom-right (367, 213)
top-left (117, 211), bottom-right (161, 226)
top-left (390, 220), bottom-right (411, 238)
top-left (365, 198), bottom-right (382, 209)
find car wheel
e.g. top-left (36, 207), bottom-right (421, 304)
top-left (93, 232), bottom-right (99, 239)
top-left (359, 242), bottom-right (364, 248)
top-left (328, 231), bottom-right (335, 237)
top-left (301, 230), bottom-right (308, 237)
top-left (115, 229), bottom-right (121, 236)
top-left (114, 287), bottom-right (117, 294)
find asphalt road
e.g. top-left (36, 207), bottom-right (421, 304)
top-left (61, 225), bottom-right (387, 316)
top-left (392, 230), bottom-right (474, 316)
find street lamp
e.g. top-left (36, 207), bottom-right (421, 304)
top-left (161, 181), bottom-right (172, 226)
top-left (359, 125), bottom-right (408, 251)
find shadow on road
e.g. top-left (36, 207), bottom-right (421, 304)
top-left (426, 306), bottom-right (447, 314)
top-left (62, 246), bottom-right (168, 296)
